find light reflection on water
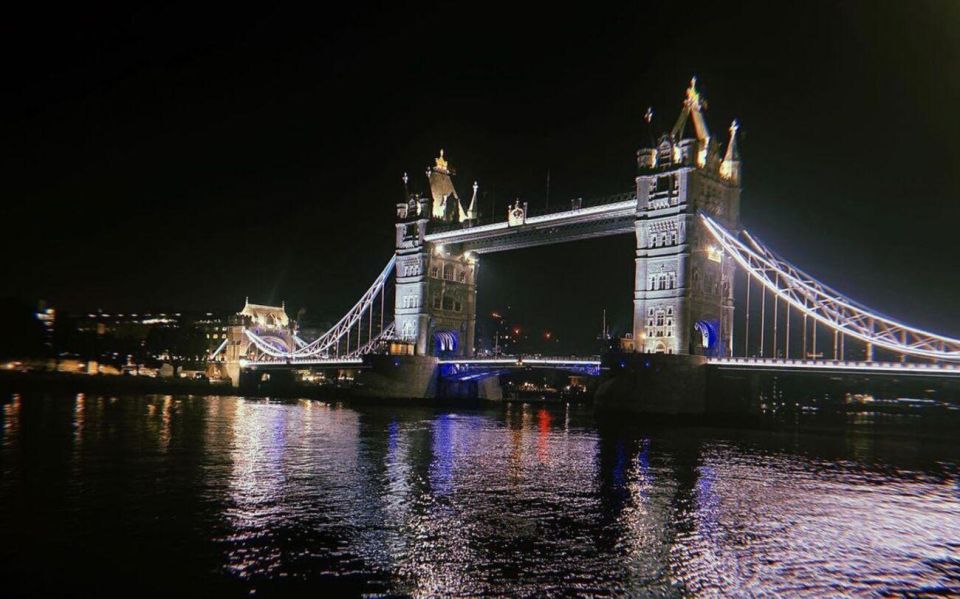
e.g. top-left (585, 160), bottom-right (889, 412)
top-left (0, 392), bottom-right (958, 596)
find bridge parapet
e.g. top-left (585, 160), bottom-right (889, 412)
top-left (439, 356), bottom-right (601, 381)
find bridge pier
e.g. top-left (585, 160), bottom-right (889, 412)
top-left (355, 355), bottom-right (441, 399)
top-left (595, 353), bottom-right (709, 415)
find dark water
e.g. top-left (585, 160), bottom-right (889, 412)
top-left (1, 392), bottom-right (958, 597)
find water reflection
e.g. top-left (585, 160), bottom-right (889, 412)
top-left (0, 393), bottom-right (957, 596)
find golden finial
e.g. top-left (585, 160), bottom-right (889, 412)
top-left (435, 149), bottom-right (448, 172)
top-left (686, 76), bottom-right (700, 106)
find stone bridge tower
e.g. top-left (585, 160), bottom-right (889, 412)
top-left (633, 79), bottom-right (741, 356)
top-left (211, 299), bottom-right (295, 386)
top-left (394, 151), bottom-right (478, 357)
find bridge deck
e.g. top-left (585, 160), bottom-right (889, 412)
top-left (425, 197), bottom-right (637, 253)
top-left (708, 357), bottom-right (960, 377)
top-left (241, 355), bottom-right (960, 380)
top-left (241, 357), bottom-right (365, 368)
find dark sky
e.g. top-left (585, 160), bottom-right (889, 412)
top-left (4, 2), bottom-right (960, 349)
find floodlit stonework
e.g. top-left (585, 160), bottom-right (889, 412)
top-left (632, 79), bottom-right (741, 355)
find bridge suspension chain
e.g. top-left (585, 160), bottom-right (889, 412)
top-left (244, 255), bottom-right (396, 361)
top-left (290, 255), bottom-right (396, 358)
top-left (700, 213), bottom-right (960, 362)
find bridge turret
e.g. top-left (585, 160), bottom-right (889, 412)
top-left (464, 180), bottom-right (479, 224)
top-left (719, 120), bottom-right (741, 185)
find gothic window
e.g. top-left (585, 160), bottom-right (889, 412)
top-left (669, 231), bottom-right (677, 245)
top-left (649, 276), bottom-right (656, 291)
top-left (457, 270), bottom-right (466, 283)
top-left (442, 296), bottom-right (454, 311)
top-left (433, 294), bottom-right (441, 309)
top-left (430, 266), bottom-right (439, 278)
top-left (454, 300), bottom-right (462, 312)
top-left (656, 311), bottom-right (665, 326)
top-left (442, 263), bottom-right (454, 280)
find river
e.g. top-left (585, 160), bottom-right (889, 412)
top-left (1, 391), bottom-right (957, 596)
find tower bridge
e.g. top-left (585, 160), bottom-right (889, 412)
top-left (207, 79), bottom-right (960, 410)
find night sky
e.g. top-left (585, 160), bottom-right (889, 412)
top-left (4, 2), bottom-right (960, 350)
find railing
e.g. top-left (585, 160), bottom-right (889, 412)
top-left (709, 357), bottom-right (960, 375)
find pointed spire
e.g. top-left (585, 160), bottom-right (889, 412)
top-left (724, 120), bottom-right (740, 161)
top-left (720, 119), bottom-right (741, 183)
top-left (671, 76), bottom-right (710, 143)
top-left (466, 181), bottom-right (479, 221)
top-left (428, 149), bottom-right (463, 221)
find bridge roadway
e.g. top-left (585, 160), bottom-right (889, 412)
top-left (241, 354), bottom-right (960, 379)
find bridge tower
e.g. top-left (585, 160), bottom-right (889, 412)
top-left (633, 79), bottom-right (741, 356)
top-left (394, 152), bottom-right (478, 357)
top-left (213, 299), bottom-right (295, 386)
